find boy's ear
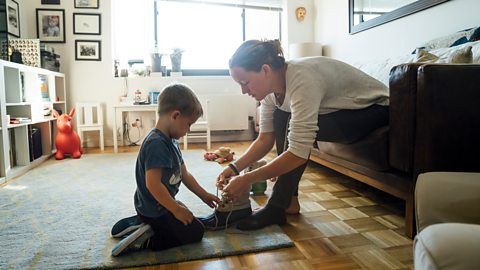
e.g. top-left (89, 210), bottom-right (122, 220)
top-left (171, 110), bottom-right (181, 120)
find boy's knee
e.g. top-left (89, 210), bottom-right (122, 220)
top-left (186, 218), bottom-right (205, 243)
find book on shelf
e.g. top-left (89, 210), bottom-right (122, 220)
top-left (10, 117), bottom-right (32, 124)
top-left (8, 129), bottom-right (16, 167)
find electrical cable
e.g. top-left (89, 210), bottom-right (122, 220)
top-left (124, 115), bottom-right (141, 146)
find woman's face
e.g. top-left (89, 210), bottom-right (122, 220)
top-left (230, 65), bottom-right (273, 101)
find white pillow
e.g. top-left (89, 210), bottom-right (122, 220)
top-left (429, 41), bottom-right (480, 63)
top-left (414, 46), bottom-right (473, 64)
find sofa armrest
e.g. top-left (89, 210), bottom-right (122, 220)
top-left (389, 63), bottom-right (423, 173)
top-left (415, 172), bottom-right (480, 232)
top-left (414, 64), bottom-right (480, 176)
top-left (389, 63), bottom-right (480, 176)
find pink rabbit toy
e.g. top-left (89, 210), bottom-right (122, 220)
top-left (53, 108), bottom-right (83, 160)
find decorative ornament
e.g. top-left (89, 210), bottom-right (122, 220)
top-left (296, 7), bottom-right (307, 22)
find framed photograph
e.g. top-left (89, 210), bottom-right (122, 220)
top-left (6, 0), bottom-right (21, 37)
top-left (75, 40), bottom-right (101, 61)
top-left (41, 0), bottom-right (60, 4)
top-left (73, 13), bottom-right (101, 35)
top-left (74, 0), bottom-right (99, 9)
top-left (36, 9), bottom-right (65, 43)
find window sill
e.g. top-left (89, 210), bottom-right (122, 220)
top-left (115, 69), bottom-right (230, 78)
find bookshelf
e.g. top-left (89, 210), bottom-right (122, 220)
top-left (0, 60), bottom-right (67, 183)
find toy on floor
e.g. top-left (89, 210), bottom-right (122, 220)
top-left (246, 159), bottom-right (268, 195)
top-left (54, 108), bottom-right (83, 160)
top-left (204, 146), bottom-right (234, 163)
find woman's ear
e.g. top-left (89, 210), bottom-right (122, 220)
top-left (262, 64), bottom-right (271, 76)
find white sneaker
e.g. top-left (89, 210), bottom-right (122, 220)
top-left (111, 224), bottom-right (154, 257)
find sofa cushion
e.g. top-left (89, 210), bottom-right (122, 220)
top-left (415, 46), bottom-right (473, 64)
top-left (414, 223), bottom-right (480, 270)
top-left (415, 26), bottom-right (480, 51)
top-left (316, 126), bottom-right (389, 171)
top-left (429, 40), bottom-right (480, 63)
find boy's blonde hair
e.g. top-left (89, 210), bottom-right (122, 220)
top-left (157, 83), bottom-right (203, 119)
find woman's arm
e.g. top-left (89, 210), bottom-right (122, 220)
top-left (232, 131), bottom-right (276, 171)
top-left (246, 151), bottom-right (307, 182)
top-left (217, 132), bottom-right (276, 189)
top-left (223, 151), bottom-right (307, 200)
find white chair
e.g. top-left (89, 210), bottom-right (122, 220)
top-left (184, 99), bottom-right (211, 150)
top-left (75, 102), bottom-right (104, 151)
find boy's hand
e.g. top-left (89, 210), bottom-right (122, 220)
top-left (172, 204), bottom-right (194, 225)
top-left (201, 192), bottom-right (221, 208)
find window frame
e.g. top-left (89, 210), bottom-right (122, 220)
top-left (152, 1), bottom-right (282, 76)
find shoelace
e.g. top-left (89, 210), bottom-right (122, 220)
top-left (213, 187), bottom-right (234, 231)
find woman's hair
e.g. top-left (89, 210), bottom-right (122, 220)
top-left (157, 83), bottom-right (203, 119)
top-left (229, 39), bottom-right (285, 72)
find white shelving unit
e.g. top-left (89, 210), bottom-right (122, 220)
top-left (0, 60), bottom-right (67, 183)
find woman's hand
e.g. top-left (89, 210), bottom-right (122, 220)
top-left (201, 192), bottom-right (221, 208)
top-left (172, 204), bottom-right (194, 225)
top-left (216, 166), bottom-right (235, 190)
top-left (223, 175), bottom-right (251, 201)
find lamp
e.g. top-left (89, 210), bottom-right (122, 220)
top-left (288, 42), bottom-right (323, 59)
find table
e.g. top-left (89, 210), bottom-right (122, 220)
top-left (112, 104), bottom-right (158, 153)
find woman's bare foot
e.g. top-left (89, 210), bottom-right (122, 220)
top-left (285, 196), bottom-right (300, 215)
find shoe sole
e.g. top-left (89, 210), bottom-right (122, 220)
top-left (111, 215), bottom-right (143, 238)
top-left (111, 224), bottom-right (152, 257)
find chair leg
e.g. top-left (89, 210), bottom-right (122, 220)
top-left (184, 135), bottom-right (188, 150)
top-left (206, 129), bottom-right (211, 150)
top-left (78, 130), bottom-right (84, 148)
top-left (99, 129), bottom-right (104, 151)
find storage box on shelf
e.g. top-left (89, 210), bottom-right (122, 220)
top-left (0, 60), bottom-right (67, 183)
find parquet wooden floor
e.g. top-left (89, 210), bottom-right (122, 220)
top-left (86, 141), bottom-right (413, 270)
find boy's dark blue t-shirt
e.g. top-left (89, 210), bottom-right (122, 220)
top-left (134, 128), bottom-right (184, 218)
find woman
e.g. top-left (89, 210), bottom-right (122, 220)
top-left (219, 40), bottom-right (389, 230)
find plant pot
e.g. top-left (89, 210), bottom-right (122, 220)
top-left (170, 53), bottom-right (182, 72)
top-left (151, 53), bottom-right (162, 72)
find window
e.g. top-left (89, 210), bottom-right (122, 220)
top-left (112, 0), bottom-right (282, 75)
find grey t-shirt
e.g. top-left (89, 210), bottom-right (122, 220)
top-left (134, 128), bottom-right (184, 218)
top-left (259, 56), bottom-right (389, 159)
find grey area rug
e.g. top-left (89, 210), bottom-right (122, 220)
top-left (0, 150), bottom-right (293, 269)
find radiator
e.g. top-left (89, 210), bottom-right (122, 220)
top-left (200, 94), bottom-right (252, 131)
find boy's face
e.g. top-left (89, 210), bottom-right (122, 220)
top-left (169, 112), bottom-right (198, 139)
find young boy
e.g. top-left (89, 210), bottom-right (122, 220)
top-left (111, 83), bottom-right (220, 257)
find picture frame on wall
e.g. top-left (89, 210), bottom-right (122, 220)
top-left (36, 9), bottom-right (66, 43)
top-left (41, 0), bottom-right (61, 4)
top-left (74, 0), bottom-right (99, 9)
top-left (73, 13), bottom-right (101, 35)
top-left (6, 0), bottom-right (21, 37)
top-left (75, 40), bottom-right (101, 61)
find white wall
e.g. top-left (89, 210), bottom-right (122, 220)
top-left (314, 0), bottom-right (480, 63)
top-left (16, 0), bottom-right (259, 147)
top-left (15, 0), bottom-right (317, 147)
top-left (283, 0), bottom-right (315, 47)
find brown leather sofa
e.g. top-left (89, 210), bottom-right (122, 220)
top-left (310, 63), bottom-right (480, 238)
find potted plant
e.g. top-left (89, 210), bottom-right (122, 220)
top-left (170, 47), bottom-right (184, 73)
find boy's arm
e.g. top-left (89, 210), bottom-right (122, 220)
top-left (145, 167), bottom-right (193, 225)
top-left (181, 163), bottom-right (220, 208)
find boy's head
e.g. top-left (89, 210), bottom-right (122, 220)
top-left (157, 83), bottom-right (203, 139)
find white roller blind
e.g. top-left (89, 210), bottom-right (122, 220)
top-left (156, 0), bottom-right (283, 10)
